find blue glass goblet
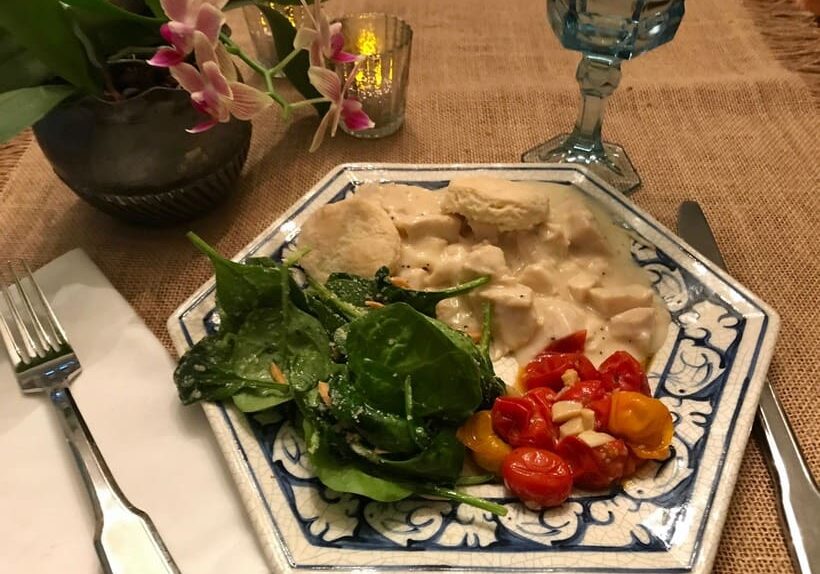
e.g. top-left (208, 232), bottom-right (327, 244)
top-left (523, 0), bottom-right (685, 194)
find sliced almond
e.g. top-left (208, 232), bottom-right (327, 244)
top-left (577, 430), bottom-right (615, 448)
top-left (552, 400), bottom-right (583, 423)
top-left (269, 362), bottom-right (287, 385)
top-left (389, 276), bottom-right (411, 289)
top-left (317, 381), bottom-right (331, 407)
top-left (559, 416), bottom-right (587, 439)
top-left (561, 368), bottom-right (579, 387)
top-left (579, 408), bottom-right (596, 431)
top-left (364, 300), bottom-right (384, 309)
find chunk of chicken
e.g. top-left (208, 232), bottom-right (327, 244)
top-left (299, 197), bottom-right (401, 282)
top-left (356, 183), bottom-right (462, 242)
top-left (563, 206), bottom-right (609, 254)
top-left (442, 176), bottom-right (552, 232)
top-left (588, 285), bottom-right (654, 317)
top-left (479, 282), bottom-right (534, 309)
top-left (517, 263), bottom-right (557, 295)
top-left (609, 307), bottom-right (657, 355)
top-left (464, 244), bottom-right (509, 279)
top-left (567, 271), bottom-right (599, 303)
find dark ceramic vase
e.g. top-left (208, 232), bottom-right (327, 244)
top-left (33, 83), bottom-right (252, 225)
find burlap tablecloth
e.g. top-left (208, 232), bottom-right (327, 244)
top-left (1, 0), bottom-right (818, 571)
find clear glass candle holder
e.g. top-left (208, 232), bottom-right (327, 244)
top-left (334, 13), bottom-right (413, 139)
top-left (242, 3), bottom-right (307, 70)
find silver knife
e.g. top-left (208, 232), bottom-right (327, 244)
top-left (677, 201), bottom-right (820, 574)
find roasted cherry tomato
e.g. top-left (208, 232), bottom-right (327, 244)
top-left (608, 391), bottom-right (674, 460)
top-left (491, 388), bottom-right (558, 450)
top-left (520, 352), bottom-right (600, 391)
top-left (543, 330), bottom-right (587, 354)
top-left (555, 436), bottom-right (630, 490)
top-left (556, 380), bottom-right (612, 430)
top-left (502, 447), bottom-right (573, 508)
top-left (456, 410), bottom-right (513, 473)
top-left (598, 351), bottom-right (651, 395)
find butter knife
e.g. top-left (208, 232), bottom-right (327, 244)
top-left (677, 201), bottom-right (819, 574)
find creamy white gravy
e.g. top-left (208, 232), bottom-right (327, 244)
top-left (301, 177), bottom-right (670, 381)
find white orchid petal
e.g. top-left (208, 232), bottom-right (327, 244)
top-left (307, 66), bottom-right (341, 101)
top-left (160, 0), bottom-right (190, 22)
top-left (215, 43), bottom-right (237, 81)
top-left (193, 30), bottom-right (217, 67)
top-left (293, 26), bottom-right (318, 50)
top-left (170, 62), bottom-right (205, 93)
top-left (309, 108), bottom-right (335, 152)
top-left (195, 3), bottom-right (225, 44)
top-left (228, 82), bottom-right (272, 120)
top-left (202, 61), bottom-right (232, 98)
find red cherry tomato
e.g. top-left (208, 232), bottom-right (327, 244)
top-left (502, 447), bottom-right (573, 508)
top-left (555, 436), bottom-right (630, 490)
top-left (543, 330), bottom-right (587, 354)
top-left (587, 396), bottom-right (612, 431)
top-left (520, 352), bottom-right (600, 391)
top-left (557, 379), bottom-right (611, 403)
top-left (599, 351), bottom-right (651, 396)
top-left (491, 391), bottom-right (557, 450)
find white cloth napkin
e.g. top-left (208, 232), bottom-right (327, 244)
top-left (0, 249), bottom-right (268, 573)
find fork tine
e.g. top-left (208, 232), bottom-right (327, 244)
top-left (0, 294), bottom-right (23, 367)
top-left (22, 260), bottom-right (67, 347)
top-left (1, 275), bottom-right (41, 362)
top-left (10, 261), bottom-right (55, 353)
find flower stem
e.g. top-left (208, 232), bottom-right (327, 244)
top-left (269, 47), bottom-right (302, 76)
top-left (220, 32), bottom-right (285, 111)
top-left (289, 97), bottom-right (331, 109)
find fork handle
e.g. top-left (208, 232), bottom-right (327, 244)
top-left (755, 380), bottom-right (820, 574)
top-left (50, 387), bottom-right (181, 574)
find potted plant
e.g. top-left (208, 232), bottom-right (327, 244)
top-left (0, 0), bottom-right (371, 224)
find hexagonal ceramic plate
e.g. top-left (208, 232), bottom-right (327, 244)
top-left (167, 164), bottom-right (779, 574)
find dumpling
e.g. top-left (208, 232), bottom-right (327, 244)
top-left (298, 197), bottom-right (401, 282)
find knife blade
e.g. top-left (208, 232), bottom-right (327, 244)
top-left (677, 201), bottom-right (819, 574)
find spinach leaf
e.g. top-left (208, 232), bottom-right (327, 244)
top-left (174, 333), bottom-right (292, 405)
top-left (373, 267), bottom-right (491, 317)
top-left (188, 233), bottom-right (291, 330)
top-left (304, 420), bottom-right (412, 502)
top-left (233, 393), bottom-right (291, 413)
top-left (325, 272), bottom-right (376, 306)
top-left (345, 303), bottom-right (483, 421)
top-left (368, 429), bottom-right (465, 483)
top-left (303, 286), bottom-right (348, 336)
top-left (477, 302), bottom-right (506, 409)
top-left (328, 370), bottom-right (429, 454)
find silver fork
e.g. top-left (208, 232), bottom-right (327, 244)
top-left (0, 260), bottom-right (180, 574)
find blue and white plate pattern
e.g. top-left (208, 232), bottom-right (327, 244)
top-left (167, 164), bottom-right (779, 574)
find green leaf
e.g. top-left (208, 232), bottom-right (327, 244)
top-left (0, 0), bottom-right (101, 93)
top-left (233, 393), bottom-right (291, 412)
top-left (61, 0), bottom-right (164, 57)
top-left (0, 29), bottom-right (53, 92)
top-left (173, 332), bottom-right (293, 405)
top-left (256, 2), bottom-right (329, 115)
top-left (374, 267), bottom-right (491, 317)
top-left (142, 0), bottom-right (165, 17)
top-left (305, 420), bottom-right (413, 502)
top-left (188, 233), bottom-right (288, 330)
top-left (326, 273), bottom-right (377, 307)
top-left (370, 430), bottom-right (465, 483)
top-left (0, 85), bottom-right (77, 143)
top-left (345, 303), bottom-right (484, 421)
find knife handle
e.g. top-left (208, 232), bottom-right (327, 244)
top-left (50, 387), bottom-right (181, 574)
top-left (755, 380), bottom-right (820, 574)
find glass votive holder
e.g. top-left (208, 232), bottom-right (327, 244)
top-left (242, 3), bottom-right (308, 70)
top-left (334, 13), bottom-right (413, 139)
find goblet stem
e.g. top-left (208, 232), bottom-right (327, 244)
top-left (566, 54), bottom-right (621, 155)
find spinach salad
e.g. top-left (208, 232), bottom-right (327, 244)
top-left (175, 233), bottom-right (508, 515)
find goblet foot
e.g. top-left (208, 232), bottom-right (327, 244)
top-left (522, 134), bottom-right (641, 195)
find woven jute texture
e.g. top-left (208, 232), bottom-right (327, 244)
top-left (1, 0), bottom-right (818, 572)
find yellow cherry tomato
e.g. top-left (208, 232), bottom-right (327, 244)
top-left (456, 410), bottom-right (512, 473)
top-left (607, 391), bottom-right (673, 460)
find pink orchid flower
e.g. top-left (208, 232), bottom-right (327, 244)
top-left (307, 66), bottom-right (374, 152)
top-left (171, 32), bottom-right (271, 133)
top-left (148, 0), bottom-right (227, 68)
top-left (293, 0), bottom-right (360, 67)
